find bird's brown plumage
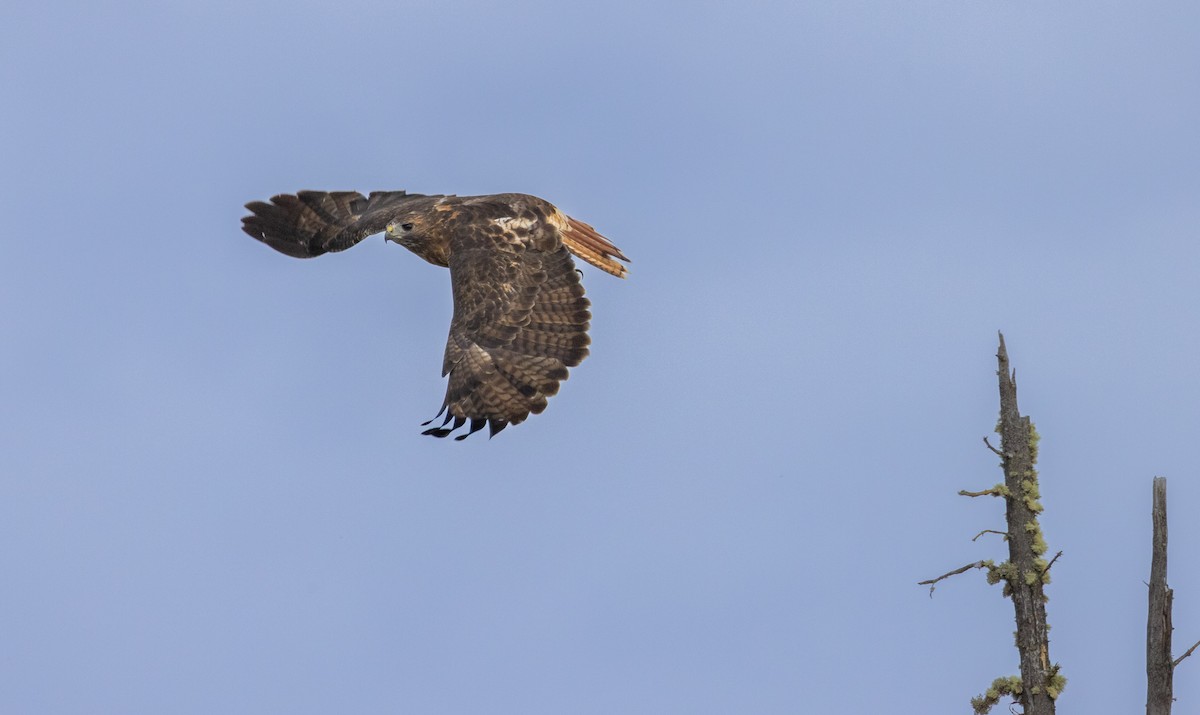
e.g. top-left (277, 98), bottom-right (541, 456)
top-left (241, 190), bottom-right (629, 440)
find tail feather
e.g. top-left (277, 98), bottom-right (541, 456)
top-left (561, 216), bottom-right (630, 278)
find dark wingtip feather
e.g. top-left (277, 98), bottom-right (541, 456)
top-left (424, 413), bottom-right (480, 440)
top-left (453, 418), bottom-right (488, 441)
top-left (422, 402), bottom-right (450, 427)
top-left (421, 408), bottom-right (457, 437)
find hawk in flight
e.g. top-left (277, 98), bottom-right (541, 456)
top-left (242, 190), bottom-right (629, 440)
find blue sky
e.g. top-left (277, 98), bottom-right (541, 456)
top-left (3, 1), bottom-right (1199, 712)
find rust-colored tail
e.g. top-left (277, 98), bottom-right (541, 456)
top-left (561, 216), bottom-right (630, 278)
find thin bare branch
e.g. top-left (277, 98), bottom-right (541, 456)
top-left (972, 529), bottom-right (1009, 542)
top-left (1040, 551), bottom-right (1063, 575)
top-left (919, 560), bottom-right (989, 597)
top-left (983, 435), bottom-right (1006, 457)
top-left (960, 487), bottom-right (1005, 498)
top-left (1174, 638), bottom-right (1200, 668)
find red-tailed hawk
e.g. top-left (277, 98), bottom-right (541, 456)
top-left (241, 190), bottom-right (629, 440)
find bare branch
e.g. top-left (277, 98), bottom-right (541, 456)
top-left (973, 530), bottom-right (1009, 542)
top-left (983, 436), bottom-right (1006, 457)
top-left (960, 487), bottom-right (1005, 498)
top-left (1174, 638), bottom-right (1200, 668)
top-left (919, 560), bottom-right (989, 597)
top-left (1040, 551), bottom-right (1063, 575)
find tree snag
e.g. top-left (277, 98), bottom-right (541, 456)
top-left (1147, 476), bottom-right (1173, 715)
top-left (993, 333), bottom-right (1061, 714)
top-left (921, 333), bottom-right (1065, 714)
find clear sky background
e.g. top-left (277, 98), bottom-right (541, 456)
top-left (3, 1), bottom-right (1199, 712)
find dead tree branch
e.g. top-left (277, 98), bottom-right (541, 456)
top-left (1174, 639), bottom-right (1200, 669)
top-left (960, 487), bottom-right (1006, 498)
top-left (983, 436), bottom-right (1006, 457)
top-left (1040, 551), bottom-right (1063, 575)
top-left (973, 530), bottom-right (1009, 542)
top-left (919, 560), bottom-right (990, 597)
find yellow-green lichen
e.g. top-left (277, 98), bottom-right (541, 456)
top-left (1046, 667), bottom-right (1067, 699)
top-left (968, 668), bottom-right (1065, 713)
top-left (1030, 530), bottom-right (1048, 556)
top-left (987, 561), bottom-right (1018, 587)
top-left (971, 675), bottom-right (1022, 715)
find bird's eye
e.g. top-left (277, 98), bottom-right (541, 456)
top-left (401, 223), bottom-right (414, 231)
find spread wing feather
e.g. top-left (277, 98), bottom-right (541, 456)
top-left (425, 221), bottom-right (591, 439)
top-left (241, 190), bottom-right (441, 257)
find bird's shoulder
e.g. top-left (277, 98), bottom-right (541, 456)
top-left (445, 194), bottom-right (565, 254)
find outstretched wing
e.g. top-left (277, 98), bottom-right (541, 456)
top-left (423, 221), bottom-right (592, 440)
top-left (241, 190), bottom-right (440, 257)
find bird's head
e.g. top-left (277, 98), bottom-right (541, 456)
top-left (384, 212), bottom-right (449, 266)
top-left (384, 216), bottom-right (421, 248)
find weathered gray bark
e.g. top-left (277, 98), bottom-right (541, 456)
top-left (920, 334), bottom-right (1065, 713)
top-left (1147, 476), bottom-right (1173, 715)
top-left (994, 333), bottom-right (1057, 715)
